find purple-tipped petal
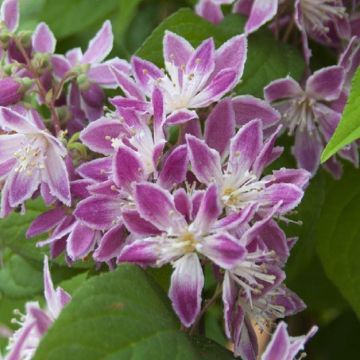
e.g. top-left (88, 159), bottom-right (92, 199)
top-left (269, 168), bottom-right (310, 189)
top-left (51, 55), bottom-right (71, 78)
top-left (193, 184), bottom-right (221, 233)
top-left (32, 22), bottom-right (56, 54)
top-left (158, 145), bottom-right (188, 190)
top-left (76, 157), bottom-right (111, 182)
top-left (232, 95), bottom-right (280, 128)
top-left (113, 146), bottom-right (144, 191)
top-left (166, 109), bottom-right (198, 126)
top-left (245, 0), bottom-right (278, 33)
top-left (215, 204), bottom-right (256, 231)
top-left (163, 31), bottom-right (194, 67)
top-left (204, 99), bottom-right (235, 157)
top-left (186, 38), bottom-right (215, 76)
top-left (222, 271), bottom-right (237, 338)
top-left (93, 224), bottom-right (127, 262)
top-left (195, 0), bottom-right (224, 24)
top-left (26, 208), bottom-right (66, 238)
top-left (229, 119), bottom-right (263, 175)
top-left (261, 322), bottom-right (289, 360)
top-left (214, 34), bottom-right (247, 81)
top-left (186, 134), bottom-right (222, 184)
top-left (131, 56), bottom-right (163, 94)
top-left (66, 222), bottom-right (96, 260)
top-left (264, 77), bottom-right (303, 103)
top-left (82, 20), bottom-right (113, 64)
top-left (118, 239), bottom-right (158, 266)
top-left (202, 232), bottom-right (246, 269)
top-left (1, 0), bottom-right (19, 32)
top-left (169, 253), bottom-right (204, 327)
top-left (174, 188), bottom-right (192, 222)
top-left (74, 196), bottom-right (121, 230)
top-left (234, 316), bottom-right (258, 360)
top-left (80, 117), bottom-right (125, 155)
top-left (293, 129), bottom-right (323, 175)
top-left (0, 107), bottom-right (39, 133)
top-left (134, 182), bottom-right (186, 233)
top-left (110, 66), bottom-right (144, 100)
top-left (305, 66), bottom-right (345, 102)
top-left (43, 145), bottom-right (71, 206)
top-left (122, 209), bottom-right (161, 236)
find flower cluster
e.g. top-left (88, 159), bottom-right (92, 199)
top-left (4, 0), bottom-right (359, 358)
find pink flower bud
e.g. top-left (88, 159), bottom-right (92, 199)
top-left (0, 77), bottom-right (22, 105)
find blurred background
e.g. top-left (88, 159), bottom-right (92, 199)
top-left (0, 0), bottom-right (359, 358)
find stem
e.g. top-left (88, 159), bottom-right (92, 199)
top-left (189, 283), bottom-right (222, 336)
top-left (282, 17), bottom-right (295, 43)
top-left (13, 37), bottom-right (62, 134)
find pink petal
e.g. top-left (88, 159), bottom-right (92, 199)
top-left (122, 209), bottom-right (161, 236)
top-left (82, 20), bottom-right (113, 64)
top-left (1, 0), bottom-right (19, 32)
top-left (264, 77), bottom-right (303, 103)
top-left (163, 31), bottom-right (194, 67)
top-left (32, 22), bottom-right (56, 54)
top-left (305, 66), bottom-right (345, 102)
top-left (0, 107), bottom-right (39, 133)
top-left (158, 145), bottom-right (188, 190)
top-left (229, 119), bottom-right (263, 175)
top-left (169, 253), bottom-right (204, 327)
top-left (76, 157), bottom-right (112, 182)
top-left (186, 134), bottom-right (222, 184)
top-left (74, 196), bottom-right (121, 230)
top-left (166, 109), bottom-right (198, 126)
top-left (174, 188), bottom-right (192, 222)
top-left (232, 95), bottom-right (280, 128)
top-left (80, 117), bottom-right (125, 155)
top-left (66, 222), bottom-right (96, 260)
top-left (134, 182), bottom-right (186, 233)
top-left (245, 0), bottom-right (278, 34)
top-left (204, 99), bottom-right (235, 157)
top-left (195, 0), bottom-right (224, 24)
top-left (118, 239), bottom-right (158, 266)
top-left (186, 38), bottom-right (215, 76)
top-left (51, 55), bottom-right (71, 78)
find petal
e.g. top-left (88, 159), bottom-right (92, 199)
top-left (118, 239), bottom-right (158, 266)
top-left (158, 145), bottom-right (188, 190)
top-left (191, 69), bottom-right (237, 108)
top-left (74, 196), bottom-right (121, 230)
top-left (26, 207), bottom-right (66, 238)
top-left (222, 271), bottom-right (237, 338)
top-left (193, 184), bottom-right (221, 233)
top-left (232, 95), bottom-right (280, 128)
top-left (186, 134), bottom-right (222, 185)
top-left (76, 157), bottom-right (112, 182)
top-left (264, 77), bottom-right (303, 103)
top-left (110, 96), bottom-right (149, 113)
top-left (174, 188), bottom-right (192, 222)
top-left (245, 0), bottom-right (278, 33)
top-left (66, 222), bottom-right (96, 260)
top-left (261, 322), bottom-right (289, 360)
top-left (305, 66), bottom-right (345, 101)
top-left (32, 22), bottom-right (56, 54)
top-left (0, 107), bottom-right (39, 133)
top-left (112, 146), bottom-right (145, 191)
top-left (0, 133), bottom-right (26, 164)
top-left (269, 168), bottom-right (310, 189)
top-left (215, 204), bottom-right (256, 231)
top-left (93, 224), bottom-right (127, 261)
top-left (152, 87), bottom-right (165, 142)
top-left (51, 55), bottom-right (71, 78)
top-left (202, 232), bottom-right (246, 269)
top-left (169, 253), bottom-right (204, 327)
top-left (293, 129), bottom-right (323, 175)
top-left (166, 109), bottom-right (198, 126)
top-left (80, 117), bottom-right (125, 155)
top-left (131, 56), bottom-right (163, 94)
top-left (204, 99), bottom-right (235, 157)
top-left (234, 317), bottom-right (258, 360)
top-left (134, 182), bottom-right (186, 233)
top-left (186, 38), bottom-right (215, 76)
top-left (122, 209), bottom-right (161, 236)
top-left (43, 145), bottom-right (71, 206)
top-left (229, 119), bottom-right (263, 175)
top-left (214, 34), bottom-right (247, 82)
top-left (163, 31), bottom-right (194, 67)
top-left (8, 168), bottom-right (41, 207)
top-left (1, 0), bottom-right (19, 32)
top-left (109, 65), bottom-right (145, 100)
top-left (87, 179), bottom-right (118, 197)
top-left (195, 0), bottom-right (224, 24)
top-left (70, 179), bottom-right (93, 200)
top-left (82, 20), bottom-right (113, 64)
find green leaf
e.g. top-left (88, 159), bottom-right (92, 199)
top-left (35, 264), bottom-right (235, 360)
top-left (136, 9), bottom-right (304, 97)
top-left (321, 67), bottom-right (360, 163)
top-left (316, 164), bottom-right (360, 318)
top-left (40, 0), bottom-right (119, 39)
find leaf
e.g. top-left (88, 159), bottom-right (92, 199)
top-left (316, 164), bottom-right (360, 318)
top-left (34, 264), bottom-right (235, 360)
top-left (136, 9), bottom-right (304, 97)
top-left (40, 0), bottom-right (119, 39)
top-left (321, 67), bottom-right (360, 162)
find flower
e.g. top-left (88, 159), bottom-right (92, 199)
top-left (261, 321), bottom-right (318, 360)
top-left (111, 31), bottom-right (247, 117)
top-left (264, 65), bottom-right (358, 177)
top-left (51, 20), bottom-right (130, 121)
top-left (4, 256), bottom-right (71, 360)
top-left (0, 107), bottom-right (71, 216)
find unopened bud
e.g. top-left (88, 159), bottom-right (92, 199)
top-left (80, 82), bottom-right (105, 108)
top-left (0, 77), bottom-right (23, 105)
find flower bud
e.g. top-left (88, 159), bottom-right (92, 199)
top-left (80, 82), bottom-right (105, 108)
top-left (0, 77), bottom-right (23, 105)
